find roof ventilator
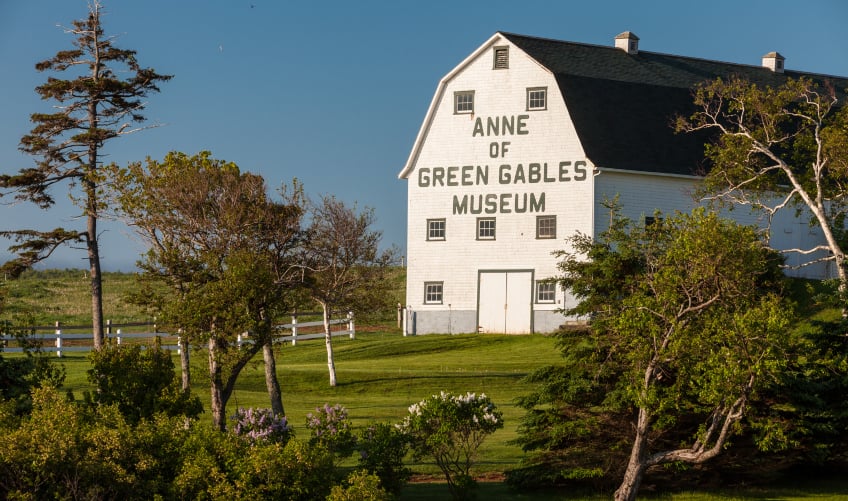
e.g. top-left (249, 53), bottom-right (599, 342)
top-left (615, 31), bottom-right (639, 55)
top-left (762, 51), bottom-right (785, 73)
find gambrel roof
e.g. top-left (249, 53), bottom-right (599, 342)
top-left (400, 32), bottom-right (848, 179)
top-left (500, 32), bottom-right (848, 176)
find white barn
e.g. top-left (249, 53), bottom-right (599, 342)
top-left (398, 31), bottom-right (846, 335)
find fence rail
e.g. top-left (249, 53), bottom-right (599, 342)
top-left (0, 312), bottom-right (355, 357)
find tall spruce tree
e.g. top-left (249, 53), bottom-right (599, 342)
top-left (0, 2), bottom-right (171, 349)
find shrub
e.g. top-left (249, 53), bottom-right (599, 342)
top-left (327, 470), bottom-right (392, 501)
top-left (400, 391), bottom-right (504, 500)
top-left (86, 341), bottom-right (202, 424)
top-left (356, 422), bottom-right (411, 496)
top-left (230, 407), bottom-right (293, 446)
top-left (306, 403), bottom-right (356, 461)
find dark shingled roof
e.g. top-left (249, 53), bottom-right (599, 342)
top-left (501, 32), bottom-right (848, 176)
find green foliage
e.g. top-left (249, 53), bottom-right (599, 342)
top-left (679, 76), bottom-right (848, 291)
top-left (328, 470), bottom-right (392, 501)
top-left (401, 391), bottom-right (504, 499)
top-left (86, 341), bottom-right (202, 424)
top-left (513, 205), bottom-right (795, 491)
top-left (0, 319), bottom-right (65, 416)
top-left (356, 422), bottom-right (412, 496)
top-left (0, 387), bottom-right (189, 500)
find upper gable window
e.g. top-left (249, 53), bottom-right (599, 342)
top-left (527, 87), bottom-right (547, 111)
top-left (454, 91), bottom-right (474, 114)
top-left (493, 46), bottom-right (509, 69)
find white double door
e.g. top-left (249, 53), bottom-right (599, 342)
top-left (477, 270), bottom-right (532, 334)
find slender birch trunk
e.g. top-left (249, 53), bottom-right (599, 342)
top-left (322, 303), bottom-right (337, 387)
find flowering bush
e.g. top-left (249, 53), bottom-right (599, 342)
top-left (400, 391), bottom-right (503, 500)
top-left (306, 403), bottom-right (356, 460)
top-left (229, 407), bottom-right (293, 446)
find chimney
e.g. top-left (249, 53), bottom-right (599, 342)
top-left (615, 31), bottom-right (639, 55)
top-left (762, 51), bottom-right (785, 73)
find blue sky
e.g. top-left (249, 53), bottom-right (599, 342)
top-left (1, 0), bottom-right (847, 271)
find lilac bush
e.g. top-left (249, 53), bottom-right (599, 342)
top-left (230, 407), bottom-right (293, 446)
top-left (306, 403), bottom-right (356, 460)
top-left (400, 391), bottom-right (503, 500)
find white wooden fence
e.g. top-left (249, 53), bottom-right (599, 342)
top-left (0, 312), bottom-right (355, 357)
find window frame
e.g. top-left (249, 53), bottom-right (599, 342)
top-left (426, 218), bottom-right (446, 241)
top-left (536, 215), bottom-right (556, 239)
top-left (535, 281), bottom-right (556, 304)
top-left (527, 87), bottom-right (547, 111)
top-left (476, 217), bottom-right (496, 240)
top-left (424, 281), bottom-right (444, 305)
top-left (454, 91), bottom-right (474, 115)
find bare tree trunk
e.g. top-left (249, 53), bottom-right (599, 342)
top-left (179, 335), bottom-right (191, 391)
top-left (615, 407), bottom-right (651, 501)
top-left (208, 336), bottom-right (226, 431)
top-left (263, 339), bottom-right (285, 415)
top-left (87, 209), bottom-right (104, 350)
top-left (322, 304), bottom-right (337, 387)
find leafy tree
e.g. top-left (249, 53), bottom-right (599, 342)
top-left (677, 76), bottom-right (848, 291)
top-left (302, 195), bottom-right (396, 386)
top-left (514, 205), bottom-right (794, 501)
top-left (0, 2), bottom-right (171, 349)
top-left (112, 151), bottom-right (305, 429)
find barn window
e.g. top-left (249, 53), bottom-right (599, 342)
top-left (535, 281), bottom-right (556, 303)
top-left (527, 87), bottom-right (547, 111)
top-left (424, 282), bottom-right (444, 304)
top-left (477, 218), bottom-right (496, 240)
top-left (454, 91), bottom-right (474, 114)
top-left (536, 215), bottom-right (556, 239)
top-left (493, 46), bottom-right (509, 69)
top-left (427, 219), bottom-right (446, 241)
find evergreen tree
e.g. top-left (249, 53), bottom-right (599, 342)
top-left (0, 1), bottom-right (171, 349)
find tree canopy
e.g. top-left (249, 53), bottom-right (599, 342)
top-left (677, 76), bottom-right (848, 288)
top-left (112, 151), bottom-right (305, 429)
top-left (513, 205), bottom-right (794, 501)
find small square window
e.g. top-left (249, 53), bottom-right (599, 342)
top-left (424, 282), bottom-right (443, 304)
top-left (493, 46), bottom-right (509, 69)
top-left (536, 215), bottom-right (556, 239)
top-left (477, 218), bottom-right (496, 240)
top-left (455, 91), bottom-right (474, 114)
top-left (427, 219), bottom-right (446, 241)
top-left (527, 87), bottom-right (547, 111)
top-left (536, 281), bottom-right (556, 303)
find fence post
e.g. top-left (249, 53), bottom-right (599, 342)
top-left (237, 333), bottom-right (243, 348)
top-left (348, 311), bottom-right (355, 339)
top-left (55, 321), bottom-right (62, 357)
top-left (116, 329), bottom-right (122, 345)
top-left (106, 319), bottom-right (112, 338)
top-left (291, 315), bottom-right (298, 346)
